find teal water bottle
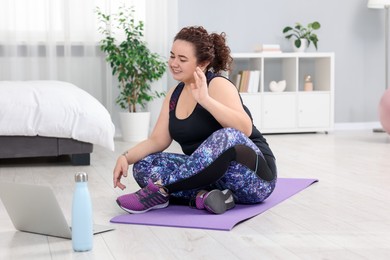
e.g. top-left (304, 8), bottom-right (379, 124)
top-left (72, 172), bottom-right (93, 252)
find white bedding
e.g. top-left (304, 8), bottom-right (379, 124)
top-left (0, 81), bottom-right (115, 151)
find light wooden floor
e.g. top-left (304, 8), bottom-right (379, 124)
top-left (1, 130), bottom-right (390, 260)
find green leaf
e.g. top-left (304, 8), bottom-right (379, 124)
top-left (294, 39), bottom-right (301, 48)
top-left (311, 21), bottom-right (321, 30)
top-left (283, 26), bottom-right (292, 33)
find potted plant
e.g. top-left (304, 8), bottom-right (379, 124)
top-left (283, 21), bottom-right (321, 52)
top-left (96, 5), bottom-right (167, 142)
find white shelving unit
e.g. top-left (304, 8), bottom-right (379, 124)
top-left (231, 52), bottom-right (334, 134)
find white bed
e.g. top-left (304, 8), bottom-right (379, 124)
top-left (0, 81), bottom-right (115, 165)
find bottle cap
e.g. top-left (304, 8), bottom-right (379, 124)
top-left (75, 172), bottom-right (88, 182)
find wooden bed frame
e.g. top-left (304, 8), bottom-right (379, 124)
top-left (0, 136), bottom-right (93, 165)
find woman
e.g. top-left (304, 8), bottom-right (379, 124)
top-left (113, 26), bottom-right (277, 214)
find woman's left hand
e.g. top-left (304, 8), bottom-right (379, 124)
top-left (190, 67), bottom-right (209, 104)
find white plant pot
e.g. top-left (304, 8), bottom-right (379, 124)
top-left (119, 111), bottom-right (150, 142)
top-left (292, 39), bottom-right (308, 53)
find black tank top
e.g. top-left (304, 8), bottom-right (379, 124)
top-left (169, 71), bottom-right (275, 159)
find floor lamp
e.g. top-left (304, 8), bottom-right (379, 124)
top-left (368, 0), bottom-right (390, 132)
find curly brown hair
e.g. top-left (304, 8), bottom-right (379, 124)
top-left (174, 26), bottom-right (233, 73)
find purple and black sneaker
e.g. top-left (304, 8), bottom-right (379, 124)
top-left (116, 179), bottom-right (169, 214)
top-left (195, 189), bottom-right (235, 214)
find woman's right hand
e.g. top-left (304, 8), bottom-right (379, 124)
top-left (113, 155), bottom-right (129, 190)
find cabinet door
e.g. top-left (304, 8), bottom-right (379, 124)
top-left (240, 93), bottom-right (261, 128)
top-left (298, 93), bottom-right (330, 128)
top-left (262, 93), bottom-right (296, 129)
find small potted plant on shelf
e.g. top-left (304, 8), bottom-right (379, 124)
top-left (96, 5), bottom-right (167, 142)
top-left (282, 21), bottom-right (321, 52)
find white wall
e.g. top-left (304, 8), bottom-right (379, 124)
top-left (176, 0), bottom-right (387, 124)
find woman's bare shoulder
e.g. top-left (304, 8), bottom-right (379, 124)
top-left (209, 76), bottom-right (238, 95)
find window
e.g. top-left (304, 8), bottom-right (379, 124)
top-left (0, 0), bottom-right (145, 42)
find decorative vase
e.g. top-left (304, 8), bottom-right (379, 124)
top-left (119, 111), bottom-right (150, 142)
top-left (293, 39), bottom-right (308, 53)
top-left (304, 75), bottom-right (313, 91)
top-left (269, 80), bottom-right (287, 92)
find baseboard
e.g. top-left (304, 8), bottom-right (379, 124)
top-left (334, 121), bottom-right (382, 131)
top-left (115, 122), bottom-right (384, 139)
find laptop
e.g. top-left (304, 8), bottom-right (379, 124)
top-left (0, 182), bottom-right (114, 239)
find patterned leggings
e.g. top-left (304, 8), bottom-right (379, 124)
top-left (133, 128), bottom-right (277, 204)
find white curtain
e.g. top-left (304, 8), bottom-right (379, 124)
top-left (0, 0), bottom-right (175, 119)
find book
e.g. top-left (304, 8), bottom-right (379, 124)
top-left (255, 44), bottom-right (282, 53)
top-left (248, 70), bottom-right (261, 93)
top-left (240, 70), bottom-right (250, 92)
top-left (237, 70), bottom-right (261, 93)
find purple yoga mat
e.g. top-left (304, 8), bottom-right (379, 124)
top-left (110, 178), bottom-right (318, 231)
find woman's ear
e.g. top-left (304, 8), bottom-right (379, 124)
top-left (198, 62), bottom-right (210, 72)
